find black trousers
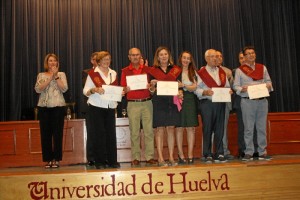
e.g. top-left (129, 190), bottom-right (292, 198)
top-left (88, 105), bottom-right (117, 165)
top-left (38, 106), bottom-right (65, 162)
top-left (199, 100), bottom-right (225, 158)
top-left (84, 111), bottom-right (95, 162)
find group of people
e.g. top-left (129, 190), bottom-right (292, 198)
top-left (35, 45), bottom-right (273, 169)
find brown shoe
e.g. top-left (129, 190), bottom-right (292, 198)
top-left (131, 159), bottom-right (140, 166)
top-left (146, 159), bottom-right (158, 166)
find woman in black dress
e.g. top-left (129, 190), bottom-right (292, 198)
top-left (148, 46), bottom-right (182, 166)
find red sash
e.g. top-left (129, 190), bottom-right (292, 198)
top-left (88, 69), bottom-right (118, 87)
top-left (239, 63), bottom-right (264, 80)
top-left (197, 66), bottom-right (226, 87)
top-left (148, 65), bottom-right (182, 81)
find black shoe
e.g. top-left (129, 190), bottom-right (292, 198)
top-left (214, 155), bottom-right (227, 163)
top-left (95, 163), bottom-right (106, 169)
top-left (204, 156), bottom-right (213, 163)
top-left (44, 161), bottom-right (52, 169)
top-left (51, 161), bottom-right (60, 168)
top-left (238, 152), bottom-right (245, 159)
top-left (187, 158), bottom-right (194, 164)
top-left (225, 154), bottom-right (235, 160)
top-left (253, 152), bottom-right (259, 158)
top-left (109, 163), bottom-right (121, 168)
top-left (178, 154), bottom-right (187, 164)
top-left (242, 154), bottom-right (253, 161)
top-left (87, 161), bottom-right (95, 166)
top-left (258, 154), bottom-right (272, 161)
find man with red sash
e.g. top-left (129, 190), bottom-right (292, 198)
top-left (194, 49), bottom-right (232, 163)
top-left (233, 52), bottom-right (259, 159)
top-left (233, 46), bottom-right (273, 161)
top-left (120, 48), bottom-right (157, 167)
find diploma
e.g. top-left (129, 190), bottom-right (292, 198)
top-left (212, 87), bottom-right (231, 102)
top-left (247, 83), bottom-right (270, 99)
top-left (102, 85), bottom-right (123, 102)
top-left (126, 74), bottom-right (148, 90)
top-left (157, 81), bottom-right (178, 96)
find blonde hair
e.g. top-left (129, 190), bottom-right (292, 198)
top-left (96, 51), bottom-right (111, 64)
top-left (153, 46), bottom-right (174, 67)
top-left (43, 53), bottom-right (59, 72)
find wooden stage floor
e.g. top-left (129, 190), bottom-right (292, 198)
top-left (1, 155), bottom-right (300, 199)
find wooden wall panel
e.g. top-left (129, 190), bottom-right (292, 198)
top-left (0, 120), bottom-right (85, 168)
top-left (63, 127), bottom-right (75, 152)
top-left (228, 112), bottom-right (300, 156)
top-left (28, 128), bottom-right (41, 154)
top-left (267, 113), bottom-right (300, 155)
top-left (1, 112), bottom-right (300, 168)
top-left (227, 117), bottom-right (239, 155)
top-left (0, 129), bottom-right (16, 155)
top-left (268, 120), bottom-right (300, 142)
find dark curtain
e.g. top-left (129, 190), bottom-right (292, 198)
top-left (1, 0), bottom-right (300, 121)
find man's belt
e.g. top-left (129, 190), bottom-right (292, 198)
top-left (242, 97), bottom-right (266, 100)
top-left (128, 97), bottom-right (151, 102)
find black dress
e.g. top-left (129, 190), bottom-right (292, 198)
top-left (151, 66), bottom-right (181, 128)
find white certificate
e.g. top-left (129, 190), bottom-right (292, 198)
top-left (102, 85), bottom-right (123, 102)
top-left (157, 81), bottom-right (178, 96)
top-left (126, 74), bottom-right (148, 90)
top-left (212, 87), bottom-right (231, 102)
top-left (247, 83), bottom-right (270, 99)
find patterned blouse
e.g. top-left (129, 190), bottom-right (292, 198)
top-left (35, 72), bottom-right (68, 107)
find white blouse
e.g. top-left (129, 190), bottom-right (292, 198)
top-left (83, 67), bottom-right (118, 109)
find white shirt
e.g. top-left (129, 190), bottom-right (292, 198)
top-left (83, 67), bottom-right (118, 109)
top-left (194, 65), bottom-right (230, 100)
top-left (233, 63), bottom-right (273, 97)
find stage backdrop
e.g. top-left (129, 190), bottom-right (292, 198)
top-left (1, 0), bottom-right (300, 121)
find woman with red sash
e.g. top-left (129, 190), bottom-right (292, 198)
top-left (148, 46), bottom-right (182, 166)
top-left (83, 51), bottom-right (120, 169)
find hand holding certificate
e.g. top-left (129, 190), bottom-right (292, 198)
top-left (156, 81), bottom-right (178, 96)
top-left (126, 74), bottom-right (148, 90)
top-left (211, 87), bottom-right (231, 102)
top-left (247, 83), bottom-right (270, 99)
top-left (102, 85), bottom-right (124, 102)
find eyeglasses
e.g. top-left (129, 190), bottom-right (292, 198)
top-left (245, 52), bottom-right (255, 56)
top-left (101, 58), bottom-right (111, 61)
top-left (208, 55), bottom-right (216, 58)
top-left (129, 54), bottom-right (140, 57)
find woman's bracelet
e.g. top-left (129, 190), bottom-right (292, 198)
top-left (149, 87), bottom-right (155, 93)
